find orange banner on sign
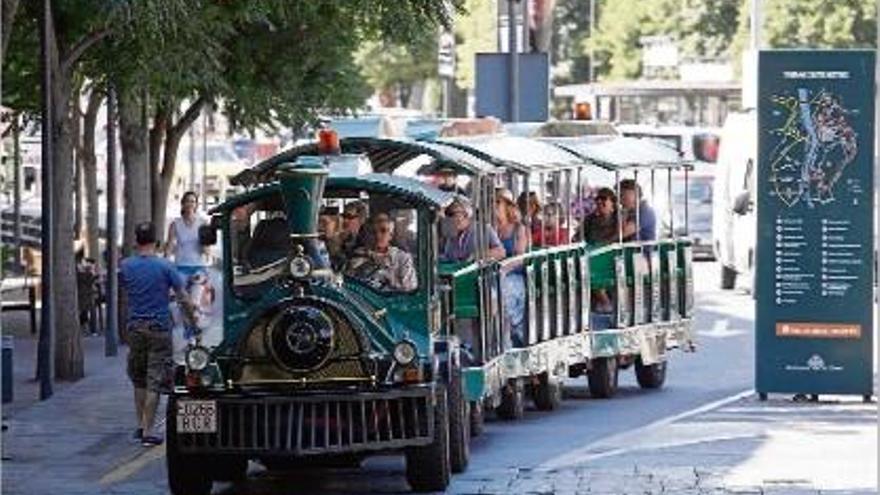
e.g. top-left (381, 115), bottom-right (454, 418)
top-left (776, 322), bottom-right (861, 339)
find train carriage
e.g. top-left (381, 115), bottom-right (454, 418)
top-left (165, 129), bottom-right (696, 495)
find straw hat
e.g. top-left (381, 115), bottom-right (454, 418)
top-left (496, 187), bottom-right (516, 206)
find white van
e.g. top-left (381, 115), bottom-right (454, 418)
top-left (712, 111), bottom-right (757, 290)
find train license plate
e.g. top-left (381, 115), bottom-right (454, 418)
top-left (176, 400), bottom-right (217, 433)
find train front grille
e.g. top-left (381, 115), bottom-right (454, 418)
top-left (176, 390), bottom-right (433, 455)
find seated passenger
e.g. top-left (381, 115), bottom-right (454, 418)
top-left (518, 191), bottom-right (543, 247)
top-left (619, 179), bottom-right (657, 241)
top-left (574, 187), bottom-right (619, 245)
top-left (440, 201), bottom-right (505, 263)
top-left (319, 206), bottom-right (344, 268)
top-left (495, 188), bottom-right (527, 257)
top-left (495, 188), bottom-right (527, 347)
top-left (345, 214), bottom-right (417, 291)
top-left (536, 202), bottom-right (569, 246)
top-left (391, 209), bottom-right (418, 253)
top-left (338, 200), bottom-right (369, 262)
top-left (573, 188), bottom-right (619, 313)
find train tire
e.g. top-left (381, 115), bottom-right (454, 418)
top-left (448, 364), bottom-right (470, 473)
top-left (496, 378), bottom-right (525, 420)
top-left (587, 357), bottom-right (619, 399)
top-left (635, 358), bottom-right (667, 389)
top-left (406, 386), bottom-right (451, 492)
top-left (720, 265), bottom-right (737, 289)
top-left (532, 372), bottom-right (563, 411)
top-left (469, 400), bottom-right (485, 437)
top-left (211, 457), bottom-right (248, 482)
top-left (166, 399), bottom-right (214, 495)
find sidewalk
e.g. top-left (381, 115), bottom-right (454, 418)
top-left (2, 308), bottom-right (152, 495)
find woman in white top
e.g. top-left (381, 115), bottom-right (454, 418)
top-left (165, 191), bottom-right (207, 278)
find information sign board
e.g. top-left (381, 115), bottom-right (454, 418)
top-left (756, 50), bottom-right (875, 396)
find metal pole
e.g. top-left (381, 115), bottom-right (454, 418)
top-left (750, 0), bottom-right (762, 51)
top-left (508, 0), bottom-right (519, 122)
top-left (201, 110), bottom-right (207, 205)
top-left (188, 122), bottom-right (195, 192)
top-left (105, 86), bottom-right (119, 357)
top-left (12, 118), bottom-right (22, 270)
top-left (589, 0), bottom-right (596, 82)
top-left (38, 0), bottom-right (54, 400)
top-left (442, 77), bottom-right (451, 118)
top-left (874, 0), bottom-right (879, 389)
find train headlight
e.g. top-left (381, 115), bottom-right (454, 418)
top-left (185, 346), bottom-right (211, 371)
top-left (393, 341), bottom-right (417, 366)
top-left (289, 255), bottom-right (313, 279)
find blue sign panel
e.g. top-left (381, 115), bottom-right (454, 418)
top-left (756, 50), bottom-right (875, 397)
top-left (475, 52), bottom-right (549, 122)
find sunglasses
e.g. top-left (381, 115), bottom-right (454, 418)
top-left (342, 213), bottom-right (359, 220)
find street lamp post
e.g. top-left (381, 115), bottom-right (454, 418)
top-left (508, 0), bottom-right (519, 122)
top-left (38, 0), bottom-right (55, 400)
top-left (105, 86), bottom-right (119, 357)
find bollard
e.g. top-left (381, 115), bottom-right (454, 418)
top-left (1, 335), bottom-right (13, 403)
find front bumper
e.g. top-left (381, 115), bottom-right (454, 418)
top-left (172, 386), bottom-right (435, 456)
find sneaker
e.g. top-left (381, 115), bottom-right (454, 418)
top-left (142, 435), bottom-right (164, 447)
top-left (132, 428), bottom-right (143, 440)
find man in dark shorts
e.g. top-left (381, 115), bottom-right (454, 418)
top-left (120, 222), bottom-right (194, 446)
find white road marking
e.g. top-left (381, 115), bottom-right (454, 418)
top-left (699, 319), bottom-right (747, 338)
top-left (539, 388), bottom-right (755, 470)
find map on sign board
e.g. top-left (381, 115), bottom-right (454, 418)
top-left (766, 88), bottom-right (859, 208)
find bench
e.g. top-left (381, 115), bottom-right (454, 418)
top-left (1, 279), bottom-right (37, 335)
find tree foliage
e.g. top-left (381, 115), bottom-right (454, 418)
top-left (356, 34), bottom-right (437, 109)
top-left (454, 0), bottom-right (496, 90)
top-left (585, 0), bottom-right (741, 80)
top-left (732, 0), bottom-right (875, 58)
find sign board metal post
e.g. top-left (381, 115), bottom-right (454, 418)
top-left (756, 50), bottom-right (875, 399)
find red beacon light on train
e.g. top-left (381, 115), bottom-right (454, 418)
top-left (573, 102), bottom-right (592, 121)
top-left (317, 128), bottom-right (341, 155)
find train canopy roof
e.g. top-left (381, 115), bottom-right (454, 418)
top-left (215, 172), bottom-right (457, 213)
top-left (439, 135), bottom-right (584, 172)
top-left (544, 135), bottom-right (684, 170)
top-left (230, 137), bottom-right (498, 187)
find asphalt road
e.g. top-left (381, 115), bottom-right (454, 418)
top-left (120, 261), bottom-right (757, 494)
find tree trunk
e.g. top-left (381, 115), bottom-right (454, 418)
top-left (82, 88), bottom-right (103, 263)
top-left (118, 90), bottom-right (152, 257)
top-left (1, 0), bottom-right (21, 65)
top-left (51, 75), bottom-right (84, 381)
top-left (150, 105), bottom-right (169, 242)
top-left (152, 97), bottom-right (205, 240)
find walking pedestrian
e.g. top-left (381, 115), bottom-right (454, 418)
top-left (121, 222), bottom-right (194, 447)
top-left (164, 191), bottom-right (207, 278)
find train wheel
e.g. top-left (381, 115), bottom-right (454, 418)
top-left (469, 400), bottom-right (484, 437)
top-left (532, 372), bottom-right (563, 411)
top-left (496, 378), bottom-right (525, 420)
top-left (587, 357), bottom-right (619, 398)
top-left (406, 386), bottom-right (450, 492)
top-left (211, 456), bottom-right (248, 482)
top-left (635, 358), bottom-right (667, 389)
top-left (448, 364), bottom-right (470, 473)
top-left (166, 399), bottom-right (213, 495)
top-left (720, 265), bottom-right (737, 289)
